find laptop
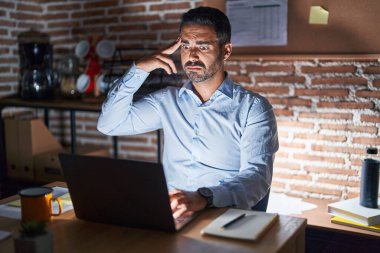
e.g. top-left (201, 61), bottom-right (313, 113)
top-left (58, 154), bottom-right (197, 232)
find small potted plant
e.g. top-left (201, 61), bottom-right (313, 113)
top-left (14, 220), bottom-right (53, 253)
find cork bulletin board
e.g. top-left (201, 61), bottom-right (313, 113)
top-left (203, 0), bottom-right (380, 54)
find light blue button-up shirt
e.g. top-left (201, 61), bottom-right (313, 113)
top-left (97, 63), bottom-right (279, 209)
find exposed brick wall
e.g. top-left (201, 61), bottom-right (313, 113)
top-left (1, 0), bottom-right (379, 201)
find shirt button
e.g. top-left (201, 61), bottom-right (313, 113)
top-left (195, 130), bottom-right (199, 136)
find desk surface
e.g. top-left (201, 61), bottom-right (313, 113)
top-left (0, 182), bottom-right (306, 253)
top-left (295, 198), bottom-right (380, 238)
top-left (0, 95), bottom-right (103, 112)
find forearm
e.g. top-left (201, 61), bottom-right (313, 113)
top-left (97, 63), bottom-right (149, 135)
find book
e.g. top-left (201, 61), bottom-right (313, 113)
top-left (331, 216), bottom-right (380, 233)
top-left (200, 208), bottom-right (278, 241)
top-left (327, 197), bottom-right (380, 226)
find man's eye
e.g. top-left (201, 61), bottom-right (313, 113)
top-left (181, 44), bottom-right (190, 50)
top-left (198, 45), bottom-right (209, 51)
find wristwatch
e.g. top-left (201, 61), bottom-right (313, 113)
top-left (197, 187), bottom-right (214, 207)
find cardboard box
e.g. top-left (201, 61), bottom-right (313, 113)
top-left (5, 118), bottom-right (62, 181)
top-left (34, 145), bottom-right (109, 183)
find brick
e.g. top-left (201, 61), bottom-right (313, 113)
top-left (320, 124), bottom-right (378, 134)
top-left (293, 154), bottom-right (345, 164)
top-left (311, 145), bottom-right (363, 155)
top-left (150, 2), bottom-right (190, 11)
top-left (120, 145), bottom-right (156, 153)
top-left (312, 77), bottom-right (367, 85)
top-left (246, 65), bottom-right (294, 73)
top-left (224, 65), bottom-right (240, 72)
top-left (274, 161), bottom-right (301, 170)
top-left (245, 86), bottom-right (289, 94)
top-left (255, 76), bottom-right (305, 84)
top-left (161, 32), bottom-right (180, 41)
top-left (47, 30), bottom-right (70, 37)
top-left (317, 101), bottom-right (374, 109)
top-left (268, 97), bottom-right (312, 107)
top-left (299, 112), bottom-right (352, 120)
top-left (17, 3), bottom-right (43, 12)
top-left (119, 33), bottom-right (156, 41)
top-left (121, 15), bottom-right (160, 22)
top-left (276, 151), bottom-right (289, 158)
top-left (0, 85), bottom-right (12, 91)
top-left (83, 17), bottom-right (118, 25)
top-left (356, 90), bottom-right (380, 98)
top-left (0, 19), bottom-right (15, 27)
top-left (230, 75), bottom-right (251, 83)
top-left (273, 172), bottom-right (311, 181)
top-left (295, 88), bottom-right (348, 97)
top-left (118, 136), bottom-right (148, 143)
top-left (0, 10), bottom-right (5, 16)
top-left (109, 24), bottom-right (147, 32)
top-left (0, 76), bottom-right (18, 82)
top-left (164, 13), bottom-right (183, 20)
top-left (0, 57), bottom-right (17, 64)
top-left (72, 10), bottom-right (105, 19)
top-left (110, 5), bottom-right (146, 15)
top-left (83, 0), bottom-right (118, 9)
top-left (123, 0), bottom-right (160, 3)
top-left (347, 192), bottom-right (359, 199)
top-left (47, 3), bottom-right (81, 11)
top-left (352, 137), bottom-right (380, 145)
top-left (52, 38), bottom-right (76, 46)
top-left (373, 79), bottom-right (380, 87)
top-left (295, 133), bottom-right (347, 142)
top-left (360, 114), bottom-right (380, 123)
top-left (363, 66), bottom-right (380, 74)
top-left (274, 108), bottom-right (293, 117)
top-left (277, 120), bottom-right (314, 129)
top-left (280, 141), bottom-right (306, 149)
top-left (305, 166), bottom-right (358, 176)
top-left (48, 21), bottom-right (81, 29)
top-left (0, 48), bottom-right (10, 54)
top-left (0, 1), bottom-right (15, 8)
top-left (18, 22), bottom-right (44, 29)
top-left (0, 28), bottom-right (7, 35)
top-left (150, 23), bottom-right (179, 31)
top-left (124, 154), bottom-right (157, 162)
top-left (10, 12), bottom-right (41, 20)
top-left (301, 66), bottom-right (356, 74)
top-left (271, 181), bottom-right (286, 188)
top-left (317, 178), bottom-right (359, 187)
top-left (44, 13), bottom-right (69, 20)
top-left (0, 67), bottom-right (11, 73)
top-left (350, 159), bottom-right (362, 167)
top-left (290, 185), bottom-right (342, 197)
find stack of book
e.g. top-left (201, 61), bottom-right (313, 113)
top-left (328, 197), bottom-right (380, 233)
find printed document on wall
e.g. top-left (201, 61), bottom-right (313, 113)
top-left (226, 0), bottom-right (288, 47)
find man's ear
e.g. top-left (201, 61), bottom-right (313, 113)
top-left (223, 43), bottom-right (232, 61)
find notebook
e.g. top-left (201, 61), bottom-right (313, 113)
top-left (59, 154), bottom-right (197, 232)
top-left (201, 208), bottom-right (278, 241)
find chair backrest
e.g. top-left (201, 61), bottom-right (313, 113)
top-left (251, 190), bottom-right (270, 212)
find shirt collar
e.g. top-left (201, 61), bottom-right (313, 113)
top-left (179, 73), bottom-right (234, 100)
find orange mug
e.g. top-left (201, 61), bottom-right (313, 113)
top-left (19, 187), bottom-right (62, 222)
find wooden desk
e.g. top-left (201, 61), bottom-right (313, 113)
top-left (0, 182), bottom-right (306, 253)
top-left (295, 198), bottom-right (380, 253)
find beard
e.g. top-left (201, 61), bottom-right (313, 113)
top-left (184, 50), bottom-right (223, 83)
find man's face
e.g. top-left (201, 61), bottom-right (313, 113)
top-left (180, 25), bottom-right (228, 83)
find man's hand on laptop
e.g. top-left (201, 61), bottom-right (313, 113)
top-left (169, 189), bottom-right (207, 219)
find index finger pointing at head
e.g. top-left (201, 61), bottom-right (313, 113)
top-left (162, 37), bottom-right (181, 55)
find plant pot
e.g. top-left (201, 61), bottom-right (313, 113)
top-left (14, 232), bottom-right (53, 253)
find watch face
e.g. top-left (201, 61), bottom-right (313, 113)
top-left (199, 187), bottom-right (213, 198)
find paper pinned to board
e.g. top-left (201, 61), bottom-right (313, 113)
top-left (309, 6), bottom-right (329, 25)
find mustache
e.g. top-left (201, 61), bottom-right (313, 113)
top-left (184, 61), bottom-right (205, 68)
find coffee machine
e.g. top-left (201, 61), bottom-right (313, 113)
top-left (18, 29), bottom-right (55, 99)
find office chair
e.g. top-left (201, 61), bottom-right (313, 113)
top-left (251, 190), bottom-right (270, 212)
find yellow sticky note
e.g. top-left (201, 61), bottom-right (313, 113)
top-left (309, 6), bottom-right (329, 25)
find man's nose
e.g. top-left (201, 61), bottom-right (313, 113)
top-left (189, 48), bottom-right (199, 62)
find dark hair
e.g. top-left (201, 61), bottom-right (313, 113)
top-left (180, 7), bottom-right (231, 45)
